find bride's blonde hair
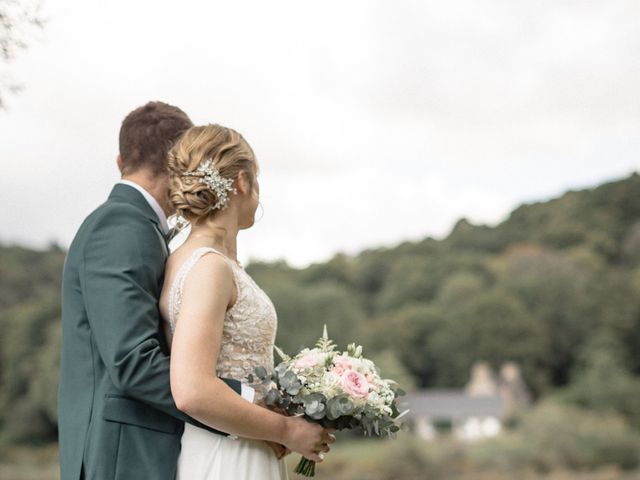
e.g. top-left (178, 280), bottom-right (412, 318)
top-left (168, 124), bottom-right (258, 224)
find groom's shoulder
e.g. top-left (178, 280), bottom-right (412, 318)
top-left (88, 198), bottom-right (149, 228)
top-left (73, 197), bottom-right (155, 246)
top-left (95, 196), bottom-right (149, 222)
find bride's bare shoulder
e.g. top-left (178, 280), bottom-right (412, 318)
top-left (178, 251), bottom-right (237, 315)
top-left (160, 247), bottom-right (236, 317)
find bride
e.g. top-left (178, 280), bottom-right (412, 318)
top-left (159, 124), bottom-right (334, 478)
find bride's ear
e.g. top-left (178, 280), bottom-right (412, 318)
top-left (236, 170), bottom-right (250, 195)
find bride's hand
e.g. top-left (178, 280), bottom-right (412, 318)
top-left (281, 415), bottom-right (335, 463)
top-left (254, 399), bottom-right (335, 462)
top-left (265, 440), bottom-right (291, 460)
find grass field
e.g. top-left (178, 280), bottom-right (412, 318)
top-left (283, 435), bottom-right (640, 480)
top-left (0, 444), bottom-right (58, 480)
top-left (3, 437), bottom-right (639, 480)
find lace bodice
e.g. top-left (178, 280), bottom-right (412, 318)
top-left (166, 247), bottom-right (278, 385)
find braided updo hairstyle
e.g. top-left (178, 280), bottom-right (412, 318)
top-left (168, 124), bottom-right (258, 225)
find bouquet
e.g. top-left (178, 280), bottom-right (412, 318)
top-left (249, 326), bottom-right (408, 476)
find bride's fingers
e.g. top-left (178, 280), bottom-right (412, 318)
top-left (265, 441), bottom-right (287, 459)
top-left (323, 432), bottom-right (336, 444)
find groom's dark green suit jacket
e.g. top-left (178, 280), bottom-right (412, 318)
top-left (58, 184), bottom-right (242, 480)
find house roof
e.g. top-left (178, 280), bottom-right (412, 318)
top-left (403, 389), bottom-right (504, 420)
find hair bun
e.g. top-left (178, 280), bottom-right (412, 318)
top-left (168, 124), bottom-right (257, 225)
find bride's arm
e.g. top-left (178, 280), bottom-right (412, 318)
top-left (170, 254), bottom-right (329, 461)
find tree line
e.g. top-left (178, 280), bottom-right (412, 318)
top-left (2, 173), bottom-right (640, 443)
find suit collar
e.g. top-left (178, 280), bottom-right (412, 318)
top-left (108, 183), bottom-right (164, 231)
top-left (116, 180), bottom-right (170, 234)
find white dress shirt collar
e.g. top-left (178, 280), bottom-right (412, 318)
top-left (117, 179), bottom-right (170, 235)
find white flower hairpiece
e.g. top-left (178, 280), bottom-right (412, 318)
top-left (181, 158), bottom-right (237, 211)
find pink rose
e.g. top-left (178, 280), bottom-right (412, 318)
top-left (333, 356), bottom-right (356, 376)
top-left (341, 369), bottom-right (369, 398)
top-left (334, 355), bottom-right (353, 369)
top-left (295, 353), bottom-right (320, 369)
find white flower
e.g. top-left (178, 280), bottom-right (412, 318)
top-left (321, 371), bottom-right (341, 388)
top-left (367, 392), bottom-right (380, 404)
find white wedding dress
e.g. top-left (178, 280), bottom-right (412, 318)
top-left (166, 246), bottom-right (289, 479)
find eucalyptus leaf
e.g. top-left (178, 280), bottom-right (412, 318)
top-left (280, 370), bottom-right (298, 389)
top-left (362, 417), bottom-right (372, 436)
top-left (336, 396), bottom-right (354, 416)
top-left (254, 366), bottom-right (268, 380)
top-left (265, 389), bottom-right (280, 407)
top-left (304, 400), bottom-right (326, 420)
top-left (302, 392), bottom-right (326, 404)
top-left (285, 382), bottom-right (302, 395)
top-left (275, 363), bottom-right (288, 376)
top-left (327, 398), bottom-right (342, 420)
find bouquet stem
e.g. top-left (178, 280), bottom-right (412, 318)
top-left (294, 457), bottom-right (316, 477)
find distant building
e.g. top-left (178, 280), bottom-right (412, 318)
top-left (405, 361), bottom-right (531, 441)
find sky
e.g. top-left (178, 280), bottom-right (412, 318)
top-left (1, 0), bottom-right (639, 267)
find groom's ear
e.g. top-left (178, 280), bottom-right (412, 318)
top-left (116, 154), bottom-right (125, 175)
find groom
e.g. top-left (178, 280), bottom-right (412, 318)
top-left (58, 102), bottom-right (324, 480)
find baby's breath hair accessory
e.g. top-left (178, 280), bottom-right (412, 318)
top-left (181, 158), bottom-right (237, 211)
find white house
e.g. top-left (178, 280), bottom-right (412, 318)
top-left (404, 361), bottom-right (531, 442)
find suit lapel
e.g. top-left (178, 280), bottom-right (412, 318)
top-left (155, 228), bottom-right (170, 258)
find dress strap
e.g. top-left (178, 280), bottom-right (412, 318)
top-left (167, 247), bottom-right (238, 334)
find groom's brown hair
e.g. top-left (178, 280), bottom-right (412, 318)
top-left (119, 101), bottom-right (193, 177)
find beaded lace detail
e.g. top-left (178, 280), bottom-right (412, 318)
top-left (167, 247), bottom-right (277, 385)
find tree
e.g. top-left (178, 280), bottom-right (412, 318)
top-left (562, 329), bottom-right (640, 430)
top-left (434, 289), bottom-right (548, 393)
top-left (265, 279), bottom-right (368, 356)
top-left (369, 303), bottom-right (446, 388)
top-left (0, 0), bottom-right (44, 108)
top-left (496, 249), bottom-right (599, 386)
top-left (0, 297), bottom-right (59, 441)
